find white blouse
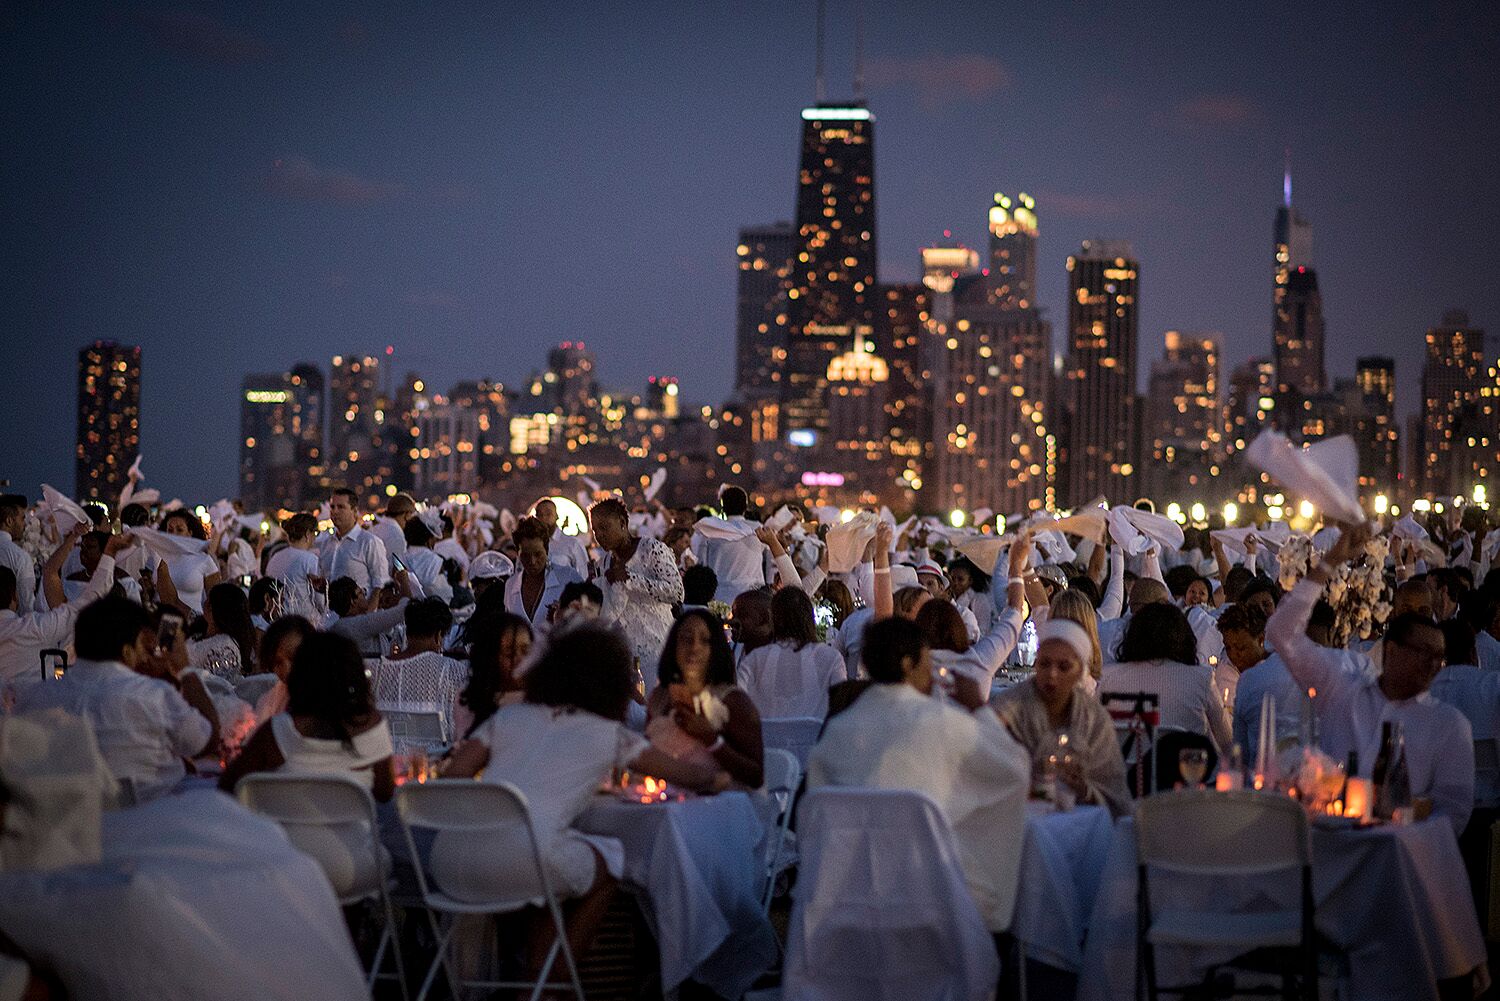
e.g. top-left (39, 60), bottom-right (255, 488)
top-left (736, 639), bottom-right (847, 719)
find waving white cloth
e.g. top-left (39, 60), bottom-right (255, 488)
top-left (1393, 516), bottom-right (1446, 565)
top-left (767, 505), bottom-right (798, 532)
top-left (127, 525), bottom-right (209, 559)
top-left (40, 485), bottom-right (91, 535)
top-left (207, 499), bottom-right (237, 533)
top-left (498, 508), bottom-right (518, 537)
top-left (693, 515), bottom-right (758, 541)
top-left (1245, 431), bottom-right (1365, 525)
top-left (950, 533), bottom-right (1009, 575)
top-left (1025, 505), bottom-right (1108, 545)
top-left (118, 455), bottom-right (144, 510)
top-left (826, 512), bottom-right (880, 574)
top-left (0, 711), bottom-right (117, 872)
top-left (1211, 526), bottom-right (1282, 556)
top-left (811, 505), bottom-right (841, 526)
top-left (1108, 506), bottom-right (1185, 556)
top-left (643, 467), bottom-right (668, 503)
top-left (129, 488), bottom-right (160, 507)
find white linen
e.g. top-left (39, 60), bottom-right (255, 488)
top-left (0, 789), bottom-right (369, 1001)
top-left (40, 485), bottom-right (89, 535)
top-left (736, 640), bottom-right (847, 719)
top-left (0, 711), bottom-right (116, 871)
top-left (693, 515), bottom-right (769, 602)
top-left (317, 524), bottom-right (389, 591)
top-left (1012, 804), bottom-right (1113, 972)
top-left (16, 659), bottom-right (212, 801)
top-left (548, 527), bottom-right (591, 578)
top-left (807, 682), bottom-right (1030, 930)
top-left (126, 525), bottom-right (209, 560)
top-left (1244, 430), bottom-right (1365, 525)
top-left (1108, 506), bottom-right (1185, 556)
top-left (824, 512), bottom-right (880, 574)
top-left (367, 515), bottom-right (407, 561)
top-left (0, 556), bottom-right (115, 690)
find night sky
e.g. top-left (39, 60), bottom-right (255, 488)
top-left (3, 2), bottom-right (1496, 503)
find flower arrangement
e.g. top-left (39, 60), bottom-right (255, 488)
top-left (813, 599), bottom-right (837, 643)
top-left (1277, 530), bottom-right (1391, 646)
top-left (706, 599), bottom-right (732, 621)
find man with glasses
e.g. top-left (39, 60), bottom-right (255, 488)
top-left (1267, 522), bottom-right (1473, 832)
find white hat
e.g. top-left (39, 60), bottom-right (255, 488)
top-left (1036, 618), bottom-right (1092, 667)
top-left (468, 551), bottom-right (514, 580)
top-left (890, 565), bottom-right (921, 589)
top-left (914, 559), bottom-right (949, 589)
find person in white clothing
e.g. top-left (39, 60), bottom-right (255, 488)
top-left (808, 616), bottom-right (1030, 932)
top-left (368, 598), bottom-right (469, 744)
top-left (317, 487), bottom-right (388, 592)
top-left (534, 498), bottom-right (591, 579)
top-left (401, 515), bottom-right (455, 604)
top-left (264, 512), bottom-right (321, 584)
top-left (736, 587), bottom-right (847, 718)
top-left (0, 494), bottom-right (36, 614)
top-left (1, 523), bottom-right (124, 691)
top-left (505, 517), bottom-right (583, 635)
top-left (1266, 522), bottom-right (1474, 833)
top-left (590, 498), bottom-right (683, 677)
top-left (367, 492), bottom-right (417, 564)
top-left (431, 513), bottom-right (471, 573)
top-left (692, 486), bottom-right (770, 603)
top-left (1101, 602), bottom-right (1233, 755)
top-left (159, 509), bottom-right (221, 616)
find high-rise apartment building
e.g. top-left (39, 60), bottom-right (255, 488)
top-left (328, 354), bottom-right (396, 507)
top-left (983, 192), bottom-right (1037, 310)
top-left (1273, 267), bottom-right (1326, 420)
top-left (1420, 310), bottom-right (1486, 496)
top-left (76, 341), bottom-right (142, 503)
top-left (734, 222), bottom-right (794, 401)
top-left (1225, 356), bottom-right (1274, 457)
top-left (1061, 241), bottom-right (1139, 506)
top-left (1143, 332), bottom-right (1225, 503)
top-left (824, 331), bottom-right (891, 498)
top-left (876, 281), bottom-right (931, 504)
top-left (1353, 356), bottom-right (1398, 499)
top-left (240, 363), bottom-right (326, 510)
top-left (783, 104), bottom-right (878, 444)
top-left (413, 401), bottom-right (481, 497)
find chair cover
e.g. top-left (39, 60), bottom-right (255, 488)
top-left (760, 717), bottom-right (823, 771)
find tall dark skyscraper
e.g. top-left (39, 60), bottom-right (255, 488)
top-left (1062, 241), bottom-right (1139, 506)
top-left (240, 362), bottom-right (326, 510)
top-left (984, 192), bottom-right (1037, 310)
top-left (1420, 309), bottom-right (1486, 496)
top-left (733, 222), bottom-right (794, 400)
top-left (76, 340), bottom-right (141, 502)
top-left (1352, 356), bottom-right (1398, 499)
top-left (1272, 168), bottom-right (1322, 410)
top-left (783, 104), bottom-right (878, 445)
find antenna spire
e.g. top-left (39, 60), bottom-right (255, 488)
top-left (1283, 147), bottom-right (1292, 207)
top-left (815, 0), bottom-right (827, 104)
top-left (853, 0), bottom-right (865, 100)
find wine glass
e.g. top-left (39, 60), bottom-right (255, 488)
top-left (1178, 748), bottom-right (1209, 788)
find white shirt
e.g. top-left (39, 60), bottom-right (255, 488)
top-left (18, 658), bottom-right (212, 801)
top-left (265, 545), bottom-right (319, 584)
top-left (834, 607), bottom-right (875, 679)
top-left (808, 682), bottom-right (1030, 931)
top-left (1477, 630), bottom-right (1500, 673)
top-left (0, 530), bottom-right (36, 614)
top-left (505, 564), bottom-right (584, 635)
top-left (0, 556), bottom-right (116, 690)
top-left (693, 516), bottom-right (770, 603)
top-left (1100, 658), bottom-right (1234, 755)
top-left (1232, 652), bottom-right (1304, 764)
top-left (548, 528), bottom-right (591, 579)
top-left (318, 525), bottom-right (389, 592)
top-left (432, 537), bottom-right (470, 573)
top-left (402, 545), bottom-right (454, 603)
top-left (1268, 578), bottom-right (1475, 832)
top-left (736, 639), bottom-right (847, 719)
top-left (367, 516), bottom-right (408, 562)
top-left (164, 551), bottom-right (220, 616)
top-left (368, 651), bottom-right (469, 744)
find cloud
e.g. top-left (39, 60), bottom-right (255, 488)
top-left (864, 53), bottom-right (1011, 111)
top-left (256, 157), bottom-right (401, 205)
top-left (130, 10), bottom-right (270, 64)
top-left (1029, 190), bottom-right (1135, 220)
top-left (1172, 94), bottom-right (1265, 129)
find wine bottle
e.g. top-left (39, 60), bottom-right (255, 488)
top-left (1386, 725), bottom-right (1412, 817)
top-left (1371, 721), bottom-right (1394, 818)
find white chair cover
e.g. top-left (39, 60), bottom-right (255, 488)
top-left (784, 788), bottom-right (998, 1001)
top-left (760, 717), bottom-right (823, 771)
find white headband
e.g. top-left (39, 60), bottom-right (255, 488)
top-left (1036, 618), bottom-right (1093, 667)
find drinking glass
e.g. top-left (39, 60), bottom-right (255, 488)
top-left (1178, 748), bottom-right (1209, 788)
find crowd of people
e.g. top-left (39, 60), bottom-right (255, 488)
top-left (2, 474), bottom-right (1499, 997)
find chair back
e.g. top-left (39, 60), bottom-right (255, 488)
top-left (235, 773), bottom-right (385, 903)
top-left (759, 748), bottom-right (802, 912)
top-left (1137, 789), bottom-right (1309, 877)
top-left (761, 716), bottom-right (823, 770)
top-left (384, 708), bottom-right (448, 752)
top-left (783, 787), bottom-right (998, 1001)
top-left (233, 673), bottom-right (279, 705)
top-left (396, 779), bottom-right (552, 913)
top-left (1475, 738), bottom-right (1500, 808)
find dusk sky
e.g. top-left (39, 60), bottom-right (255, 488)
top-left (3, 2), bottom-right (1496, 503)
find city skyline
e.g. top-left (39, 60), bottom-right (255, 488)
top-left (4, 3), bottom-right (1499, 501)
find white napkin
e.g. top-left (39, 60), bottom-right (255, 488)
top-left (971, 507), bottom-right (995, 527)
top-left (1244, 430), bottom-right (1364, 525)
top-left (118, 454), bottom-right (144, 509)
top-left (951, 533), bottom-right (1008, 574)
top-left (0, 710), bottom-right (117, 872)
top-left (1027, 505), bottom-right (1109, 545)
top-left (1392, 515), bottom-right (1428, 541)
top-left (130, 488), bottom-right (161, 507)
top-left (127, 525), bottom-right (209, 558)
top-left (643, 467), bottom-right (667, 503)
top-left (1392, 516), bottom-right (1445, 564)
top-left (693, 515), bottom-right (758, 541)
top-left (417, 508), bottom-right (445, 539)
top-left (1033, 529), bottom-right (1076, 564)
top-left (208, 499), bottom-right (237, 531)
top-left (1108, 506), bottom-right (1185, 555)
top-left (812, 505), bottom-right (841, 526)
top-left (825, 511), bottom-right (880, 573)
top-left (40, 484), bottom-right (90, 535)
top-left (1311, 526), bottom-right (1342, 553)
top-left (498, 508), bottom-right (518, 537)
top-left (1211, 526), bottom-right (1282, 556)
top-left (766, 506), bottom-right (797, 532)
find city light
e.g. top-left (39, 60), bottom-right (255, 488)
top-left (1373, 493), bottom-right (1389, 515)
top-left (1222, 502), bottom-right (1239, 524)
top-left (1267, 505), bottom-right (1284, 521)
top-left (1165, 502), bottom-right (1184, 524)
top-left (1189, 502), bottom-right (1206, 524)
top-left (1298, 500), bottom-right (1315, 519)
top-left (1476, 484), bottom-right (1488, 506)
top-left (949, 509), bottom-right (965, 528)
top-left (1413, 499), bottom-right (1432, 512)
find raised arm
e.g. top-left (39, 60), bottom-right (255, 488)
top-left (872, 520), bottom-right (894, 620)
top-left (40, 523), bottom-right (87, 609)
top-left (1098, 546), bottom-right (1126, 621)
top-left (1265, 523), bottom-right (1372, 700)
top-left (756, 526), bottom-right (801, 592)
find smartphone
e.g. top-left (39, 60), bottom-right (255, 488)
top-left (41, 648), bottom-right (68, 681)
top-left (391, 553), bottom-right (407, 573)
top-left (157, 611), bottom-right (185, 652)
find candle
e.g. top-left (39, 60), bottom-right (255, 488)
top-left (1215, 771), bottom-right (1242, 792)
top-left (1343, 777), bottom-right (1371, 820)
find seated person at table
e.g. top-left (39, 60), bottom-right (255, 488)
top-left (992, 619), bottom-right (1132, 817)
top-left (453, 610), bottom-right (533, 738)
top-left (1267, 522), bottom-right (1473, 833)
top-left (251, 615), bottom-right (316, 725)
top-left (651, 609), bottom-right (764, 787)
top-left (440, 623), bottom-right (729, 978)
top-left (19, 596), bottom-right (218, 802)
top-left (220, 632), bottom-right (395, 802)
top-left (1101, 603), bottom-right (1233, 755)
top-left (367, 597), bottom-right (469, 744)
top-left (807, 617), bottom-right (1029, 932)
top-left (735, 587), bottom-right (846, 720)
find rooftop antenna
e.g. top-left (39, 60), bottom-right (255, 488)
top-left (1283, 147), bottom-right (1292, 207)
top-left (815, 0), bottom-right (827, 104)
top-left (853, 0), bottom-right (865, 100)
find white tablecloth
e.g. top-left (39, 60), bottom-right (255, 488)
top-left (578, 791), bottom-right (778, 998)
top-left (1078, 814), bottom-right (1489, 1001)
top-left (0, 789), bottom-right (368, 1001)
top-left (1011, 802), bottom-right (1114, 971)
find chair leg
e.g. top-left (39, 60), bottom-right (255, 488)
top-left (546, 897), bottom-right (586, 1001)
top-left (380, 892), bottom-right (410, 1001)
top-left (1142, 941), bottom-right (1159, 1001)
top-left (528, 938), bottom-right (562, 1001)
top-left (415, 913), bottom-right (453, 1001)
top-left (1014, 938), bottom-right (1028, 1001)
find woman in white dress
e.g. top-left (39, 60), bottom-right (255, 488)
top-left (264, 513), bottom-right (321, 584)
top-left (736, 587), bottom-right (847, 720)
top-left (187, 582), bottom-right (256, 681)
top-left (160, 509), bottom-right (221, 616)
top-left (401, 515), bottom-right (455, 604)
top-left (1100, 602), bottom-right (1233, 754)
top-left (504, 516), bottom-right (583, 636)
top-left (588, 498), bottom-right (683, 678)
top-left (440, 623), bottom-right (726, 979)
top-left (367, 597), bottom-right (469, 744)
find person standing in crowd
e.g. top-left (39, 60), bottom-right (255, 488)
top-left (158, 509), bottom-right (221, 616)
top-left (264, 512), bottom-right (320, 584)
top-left (590, 497), bottom-right (683, 678)
top-left (505, 516), bottom-right (583, 637)
top-left (318, 487), bottom-right (388, 592)
top-left (533, 498), bottom-right (590, 579)
top-left (368, 492), bottom-right (417, 564)
top-left (736, 586), bottom-right (847, 719)
top-left (693, 486), bottom-right (770, 603)
top-left (0, 494), bottom-right (36, 614)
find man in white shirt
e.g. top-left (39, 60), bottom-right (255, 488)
top-left (693, 486), bottom-right (770, 603)
top-left (19, 596), bottom-right (218, 801)
top-left (1267, 522), bottom-right (1474, 832)
top-left (533, 498), bottom-right (590, 579)
top-left (1476, 592), bottom-right (1500, 672)
top-left (0, 495), bottom-right (36, 614)
top-left (1, 523), bottom-right (126, 691)
top-left (809, 616), bottom-right (1030, 931)
top-left (367, 492), bottom-right (416, 563)
top-left (318, 487), bottom-right (389, 592)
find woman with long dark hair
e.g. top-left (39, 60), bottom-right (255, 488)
top-left (188, 582), bottom-right (256, 680)
top-left (454, 611), bottom-right (533, 738)
top-left (1100, 602), bottom-right (1232, 753)
top-left (649, 609), bottom-right (764, 787)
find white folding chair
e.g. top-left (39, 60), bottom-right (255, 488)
top-left (396, 779), bottom-right (584, 1001)
top-left (383, 707), bottom-right (448, 753)
top-left (784, 787), bottom-right (999, 1001)
top-left (760, 747), bottom-right (802, 913)
top-left (760, 716), bottom-right (823, 771)
top-left (1135, 789), bottom-right (1317, 1001)
top-left (235, 773), bottom-right (408, 1000)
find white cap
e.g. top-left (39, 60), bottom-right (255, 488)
top-left (468, 551), bottom-right (514, 580)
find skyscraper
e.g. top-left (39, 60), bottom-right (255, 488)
top-left (1420, 309), bottom-right (1486, 496)
top-left (1273, 267), bottom-right (1326, 419)
top-left (824, 331), bottom-right (891, 498)
top-left (876, 280), bottom-right (931, 505)
top-left (733, 222), bottom-right (794, 401)
top-left (76, 341), bottom-right (141, 503)
top-left (983, 192), bottom-right (1038, 310)
top-left (1225, 356), bottom-right (1275, 455)
top-left (240, 362), bottom-right (326, 509)
top-left (1353, 356), bottom-right (1398, 500)
top-left (783, 104), bottom-right (878, 445)
top-left (1143, 332), bottom-right (1225, 502)
top-left (1062, 241), bottom-right (1139, 506)
top-left (328, 354), bottom-right (393, 506)
top-left (413, 401), bottom-right (481, 497)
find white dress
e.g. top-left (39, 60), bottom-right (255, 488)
top-left (431, 702), bottom-right (647, 902)
top-left (367, 651), bottom-right (469, 744)
top-left (165, 552), bottom-right (220, 615)
top-left (597, 537), bottom-right (684, 682)
top-left (736, 639), bottom-right (847, 719)
top-left (188, 633), bottom-right (243, 681)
